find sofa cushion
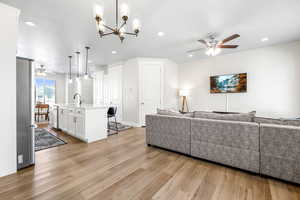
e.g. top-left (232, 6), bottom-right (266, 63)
top-left (285, 119), bottom-right (300, 127)
top-left (157, 108), bottom-right (194, 118)
top-left (254, 117), bottom-right (287, 125)
top-left (194, 111), bottom-right (253, 122)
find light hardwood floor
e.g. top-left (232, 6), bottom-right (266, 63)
top-left (0, 127), bottom-right (300, 200)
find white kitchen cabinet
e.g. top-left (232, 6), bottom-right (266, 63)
top-left (53, 105), bottom-right (107, 143)
top-left (75, 115), bottom-right (85, 139)
top-left (58, 108), bottom-right (65, 130)
top-left (58, 108), bottom-right (69, 132)
top-left (67, 113), bottom-right (76, 136)
top-left (49, 107), bottom-right (57, 128)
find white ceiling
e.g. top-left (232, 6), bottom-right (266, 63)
top-left (1, 0), bottom-right (300, 73)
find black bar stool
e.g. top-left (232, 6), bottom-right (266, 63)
top-left (107, 107), bottom-right (118, 134)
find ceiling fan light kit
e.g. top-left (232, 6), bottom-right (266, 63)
top-left (94, 0), bottom-right (141, 43)
top-left (36, 65), bottom-right (46, 76)
top-left (189, 33), bottom-right (240, 57)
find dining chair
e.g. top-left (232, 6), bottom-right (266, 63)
top-left (35, 104), bottom-right (50, 122)
top-left (107, 106), bottom-right (118, 134)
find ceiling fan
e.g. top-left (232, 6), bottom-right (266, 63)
top-left (187, 33), bottom-right (240, 56)
top-left (36, 65), bottom-right (47, 76)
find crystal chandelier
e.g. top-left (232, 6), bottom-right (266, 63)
top-left (94, 0), bottom-right (141, 42)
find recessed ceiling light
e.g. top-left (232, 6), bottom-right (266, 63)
top-left (261, 37), bottom-right (269, 42)
top-left (188, 54), bottom-right (193, 58)
top-left (158, 32), bottom-right (165, 37)
top-left (25, 21), bottom-right (36, 27)
top-left (112, 50), bottom-right (117, 54)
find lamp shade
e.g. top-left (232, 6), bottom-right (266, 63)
top-left (179, 89), bottom-right (190, 97)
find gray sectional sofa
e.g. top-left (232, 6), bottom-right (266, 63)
top-left (146, 111), bottom-right (300, 184)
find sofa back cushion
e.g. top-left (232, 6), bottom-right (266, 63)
top-left (157, 108), bottom-right (194, 118)
top-left (283, 119), bottom-right (300, 127)
top-left (254, 117), bottom-right (287, 125)
top-left (194, 111), bottom-right (254, 122)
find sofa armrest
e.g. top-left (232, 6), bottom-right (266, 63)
top-left (260, 123), bottom-right (300, 183)
top-left (260, 123), bottom-right (300, 159)
top-left (146, 114), bottom-right (191, 154)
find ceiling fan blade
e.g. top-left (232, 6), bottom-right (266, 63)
top-left (217, 45), bottom-right (239, 48)
top-left (198, 39), bottom-right (208, 46)
top-left (187, 48), bottom-right (205, 53)
top-left (221, 34), bottom-right (240, 44)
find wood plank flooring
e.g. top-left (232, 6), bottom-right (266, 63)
top-left (0, 127), bottom-right (300, 200)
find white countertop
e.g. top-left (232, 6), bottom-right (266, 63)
top-left (55, 104), bottom-right (108, 110)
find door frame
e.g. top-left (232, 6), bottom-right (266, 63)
top-left (138, 60), bottom-right (164, 126)
top-left (104, 65), bottom-right (123, 122)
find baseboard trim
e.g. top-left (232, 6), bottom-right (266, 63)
top-left (121, 121), bottom-right (141, 127)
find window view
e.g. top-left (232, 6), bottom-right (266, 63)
top-left (35, 78), bottom-right (56, 104)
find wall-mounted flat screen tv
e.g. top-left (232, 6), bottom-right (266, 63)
top-left (210, 73), bottom-right (247, 93)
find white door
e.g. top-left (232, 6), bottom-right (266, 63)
top-left (140, 62), bottom-right (163, 126)
top-left (104, 66), bottom-right (123, 122)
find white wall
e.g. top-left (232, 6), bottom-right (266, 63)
top-left (122, 58), bottom-right (179, 126)
top-left (163, 59), bottom-right (179, 109)
top-left (81, 79), bottom-right (93, 104)
top-left (0, 3), bottom-right (19, 177)
top-left (179, 41), bottom-right (300, 118)
top-left (67, 78), bottom-right (93, 104)
top-left (36, 73), bottom-right (66, 104)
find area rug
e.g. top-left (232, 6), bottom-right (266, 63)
top-left (35, 128), bottom-right (66, 151)
top-left (108, 122), bottom-right (132, 135)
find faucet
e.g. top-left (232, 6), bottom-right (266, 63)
top-left (73, 93), bottom-right (82, 105)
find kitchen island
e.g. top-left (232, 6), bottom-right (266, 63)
top-left (50, 104), bottom-right (108, 143)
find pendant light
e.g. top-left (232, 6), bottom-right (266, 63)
top-left (75, 51), bottom-right (80, 82)
top-left (84, 46), bottom-right (90, 79)
top-left (68, 56), bottom-right (73, 83)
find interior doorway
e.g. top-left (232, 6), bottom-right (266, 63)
top-left (139, 62), bottom-right (163, 126)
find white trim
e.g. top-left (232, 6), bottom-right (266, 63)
top-left (121, 121), bottom-right (141, 127)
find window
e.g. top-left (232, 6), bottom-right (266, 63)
top-left (35, 78), bottom-right (56, 104)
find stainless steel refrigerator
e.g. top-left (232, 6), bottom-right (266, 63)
top-left (16, 57), bottom-right (35, 170)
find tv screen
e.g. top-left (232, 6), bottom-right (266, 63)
top-left (210, 73), bottom-right (247, 93)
